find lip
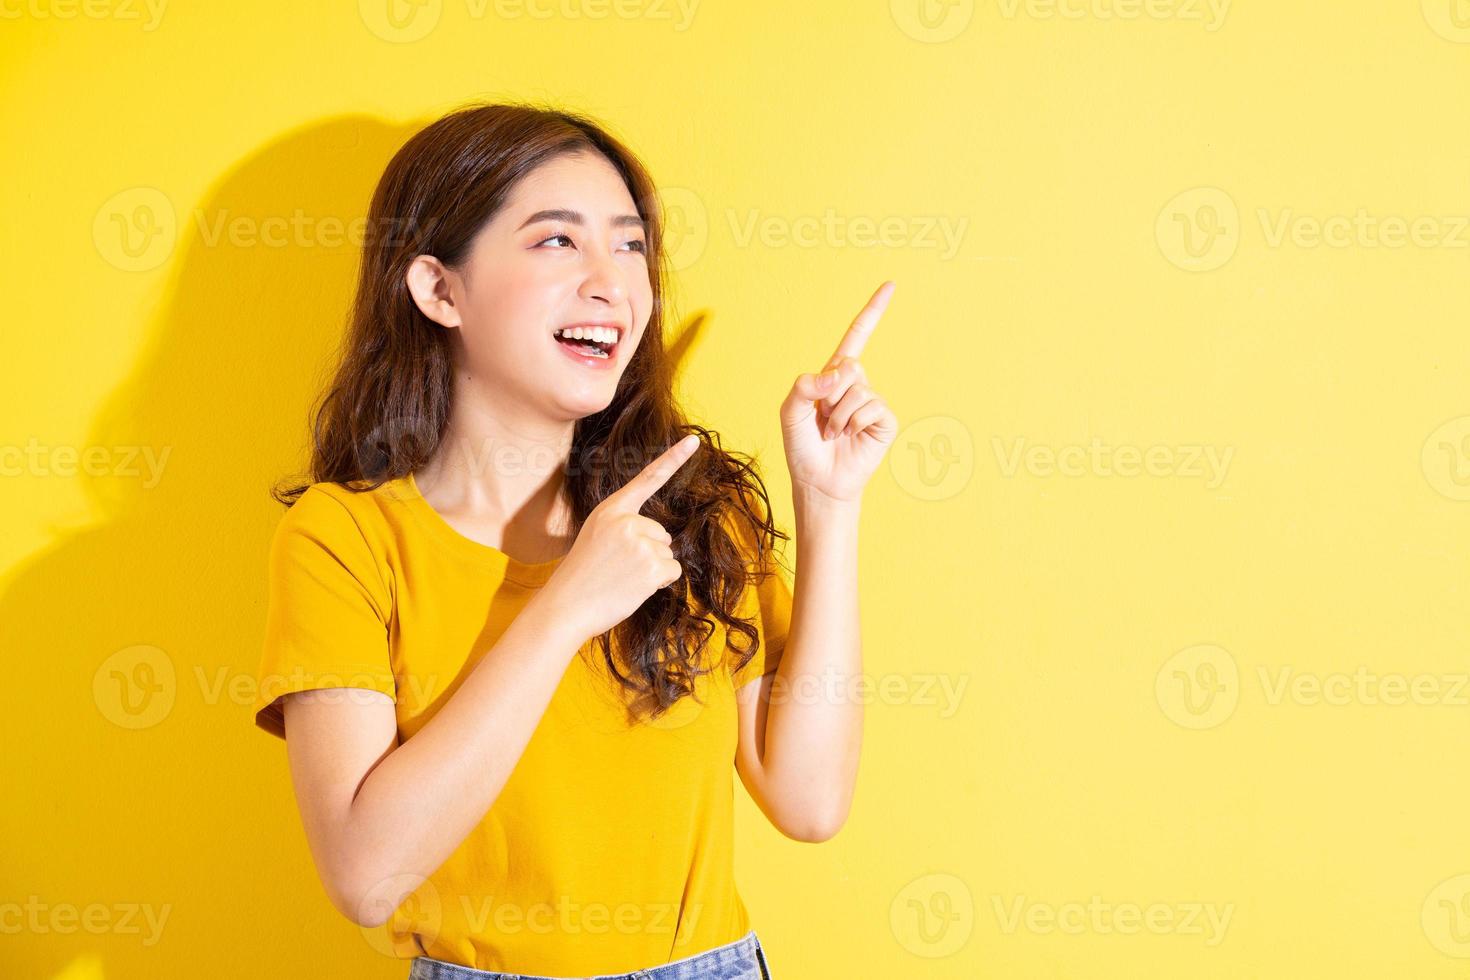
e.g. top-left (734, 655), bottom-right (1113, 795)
top-left (552, 321), bottom-right (626, 371)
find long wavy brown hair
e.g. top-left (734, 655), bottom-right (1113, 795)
top-left (271, 100), bottom-right (787, 720)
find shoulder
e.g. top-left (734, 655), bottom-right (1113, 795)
top-left (275, 478), bottom-right (404, 549)
top-left (268, 480), bottom-right (404, 607)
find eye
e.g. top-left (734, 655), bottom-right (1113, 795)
top-left (536, 231), bottom-right (648, 255)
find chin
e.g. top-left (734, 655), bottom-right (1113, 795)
top-left (554, 391), bottom-right (617, 421)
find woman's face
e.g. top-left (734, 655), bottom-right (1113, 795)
top-left (415, 150), bottom-right (654, 422)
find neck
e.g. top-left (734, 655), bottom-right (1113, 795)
top-left (415, 380), bottom-right (577, 536)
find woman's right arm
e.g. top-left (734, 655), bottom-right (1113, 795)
top-left (277, 434), bottom-right (700, 929)
top-left (280, 587), bottom-right (583, 928)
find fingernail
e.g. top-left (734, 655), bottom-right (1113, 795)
top-left (820, 371), bottom-right (837, 390)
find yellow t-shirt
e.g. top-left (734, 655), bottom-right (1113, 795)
top-left (252, 472), bottom-right (793, 974)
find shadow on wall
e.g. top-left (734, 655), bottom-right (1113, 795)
top-left (0, 111), bottom-right (709, 979)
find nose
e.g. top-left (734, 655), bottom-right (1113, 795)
top-left (577, 246), bottom-right (629, 307)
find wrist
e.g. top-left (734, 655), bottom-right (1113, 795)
top-left (520, 584), bottom-right (592, 657)
top-left (792, 482), bottom-right (864, 517)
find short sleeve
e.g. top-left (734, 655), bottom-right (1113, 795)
top-left (252, 486), bottom-right (396, 740)
top-left (727, 511), bottom-right (795, 690)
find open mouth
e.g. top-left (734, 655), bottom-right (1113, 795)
top-left (553, 324), bottom-right (623, 361)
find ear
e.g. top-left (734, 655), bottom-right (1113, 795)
top-left (405, 254), bottom-right (463, 329)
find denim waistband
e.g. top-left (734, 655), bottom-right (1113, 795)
top-left (406, 928), bottom-right (771, 980)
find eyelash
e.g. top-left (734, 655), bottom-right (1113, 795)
top-left (538, 232), bottom-right (647, 254)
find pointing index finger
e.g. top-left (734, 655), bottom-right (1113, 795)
top-left (609, 433), bottom-right (700, 512)
top-left (824, 280), bottom-right (895, 370)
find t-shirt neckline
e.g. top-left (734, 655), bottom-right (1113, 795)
top-left (396, 471), bottom-right (566, 587)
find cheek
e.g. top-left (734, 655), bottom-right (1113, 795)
top-left (468, 266), bottom-right (559, 333)
top-left (632, 275), bottom-right (655, 324)
top-left (452, 296), bottom-right (541, 373)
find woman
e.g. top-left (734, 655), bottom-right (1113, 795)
top-left (252, 100), bottom-right (897, 979)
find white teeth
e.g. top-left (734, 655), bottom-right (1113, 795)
top-left (557, 325), bottom-right (619, 344)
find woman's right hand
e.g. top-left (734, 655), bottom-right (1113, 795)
top-left (540, 433), bottom-right (702, 644)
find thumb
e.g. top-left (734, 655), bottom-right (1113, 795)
top-left (782, 369), bottom-right (839, 426)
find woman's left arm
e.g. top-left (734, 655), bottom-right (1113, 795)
top-left (734, 282), bottom-right (898, 842)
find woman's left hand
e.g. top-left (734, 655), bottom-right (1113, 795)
top-left (780, 281), bottom-right (899, 506)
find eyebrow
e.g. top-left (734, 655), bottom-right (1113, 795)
top-left (517, 208), bottom-right (647, 232)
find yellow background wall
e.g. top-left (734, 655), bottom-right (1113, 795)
top-left (4, 2), bottom-right (1469, 977)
